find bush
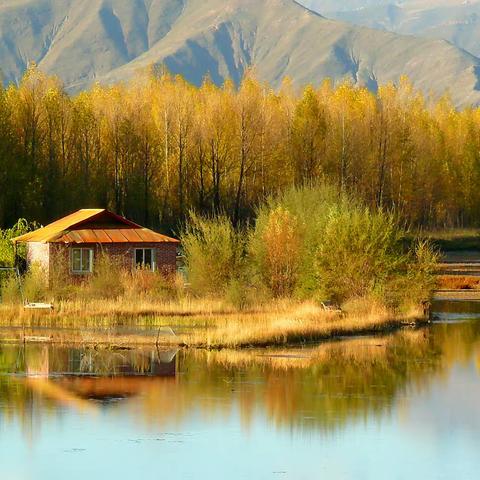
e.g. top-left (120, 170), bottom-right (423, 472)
top-left (178, 185), bottom-right (437, 311)
top-left (249, 184), bottom-right (437, 309)
top-left (1, 273), bottom-right (22, 304)
top-left (0, 262), bottom-right (48, 305)
top-left (22, 262), bottom-right (49, 303)
top-left (123, 269), bottom-right (183, 301)
top-left (49, 256), bottom-right (77, 300)
top-left (0, 218), bottom-right (38, 267)
top-left (0, 219), bottom-right (39, 296)
top-left (341, 296), bottom-right (388, 317)
top-left (225, 278), bottom-right (250, 310)
top-left (181, 212), bottom-right (247, 296)
top-left (85, 253), bottom-right (125, 299)
top-left (383, 239), bottom-right (439, 310)
top-left (314, 206), bottom-right (405, 304)
top-left (249, 206), bottom-right (301, 297)
top-left (249, 184), bottom-right (348, 299)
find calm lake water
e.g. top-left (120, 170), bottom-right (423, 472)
top-left (1, 308), bottom-right (480, 479)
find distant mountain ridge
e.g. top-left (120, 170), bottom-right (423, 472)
top-left (302, 0), bottom-right (480, 58)
top-left (1, 0), bottom-right (480, 106)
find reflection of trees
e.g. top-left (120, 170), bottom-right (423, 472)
top-left (432, 321), bottom-right (480, 369)
top-left (1, 323), bottom-right (480, 439)
top-left (174, 331), bottom-right (443, 432)
top-left (115, 326), bottom-right (480, 432)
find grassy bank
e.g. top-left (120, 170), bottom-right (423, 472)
top-left (179, 303), bottom-right (425, 349)
top-left (0, 185), bottom-right (436, 348)
top-left (0, 298), bottom-right (426, 348)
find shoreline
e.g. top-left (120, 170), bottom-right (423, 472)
top-left (0, 314), bottom-right (430, 350)
top-left (186, 319), bottom-right (430, 350)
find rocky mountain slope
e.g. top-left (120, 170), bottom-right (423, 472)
top-left (1, 0), bottom-right (480, 106)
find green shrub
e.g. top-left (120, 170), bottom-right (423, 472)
top-left (0, 218), bottom-right (38, 266)
top-left (314, 206), bottom-right (405, 304)
top-left (1, 273), bottom-right (22, 304)
top-left (181, 212), bottom-right (247, 296)
top-left (22, 262), bottom-right (49, 303)
top-left (249, 184), bottom-right (437, 309)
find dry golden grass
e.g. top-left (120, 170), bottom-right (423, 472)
top-left (0, 297), bottom-right (242, 325)
top-left (436, 275), bottom-right (480, 291)
top-left (0, 297), bottom-right (426, 348)
top-left (180, 301), bottom-right (423, 348)
top-left (433, 290), bottom-right (480, 300)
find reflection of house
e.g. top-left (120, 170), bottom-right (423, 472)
top-left (12, 209), bottom-right (179, 282)
top-left (59, 351), bottom-right (177, 400)
top-left (25, 345), bottom-right (50, 377)
top-left (23, 346), bottom-right (178, 403)
top-left (57, 375), bottom-right (176, 400)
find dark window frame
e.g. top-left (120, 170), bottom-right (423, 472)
top-left (134, 248), bottom-right (156, 272)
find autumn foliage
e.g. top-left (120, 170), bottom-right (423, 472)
top-left (181, 186), bottom-right (438, 310)
top-left (0, 65), bottom-right (479, 231)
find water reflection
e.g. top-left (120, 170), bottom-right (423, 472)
top-left (0, 321), bottom-right (480, 479)
top-left (432, 298), bottom-right (480, 321)
top-left (0, 343), bottom-right (177, 378)
top-left (0, 345), bottom-right (177, 435)
top-left (1, 323), bottom-right (480, 432)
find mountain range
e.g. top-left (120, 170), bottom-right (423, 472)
top-left (1, 0), bottom-right (480, 106)
top-left (303, 0), bottom-right (480, 57)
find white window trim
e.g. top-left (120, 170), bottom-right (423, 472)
top-left (134, 248), bottom-right (156, 272)
top-left (71, 247), bottom-right (94, 274)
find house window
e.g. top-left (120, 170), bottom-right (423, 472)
top-left (135, 248), bottom-right (156, 271)
top-left (71, 248), bottom-right (94, 274)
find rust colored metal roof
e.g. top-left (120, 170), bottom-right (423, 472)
top-left (12, 209), bottom-right (104, 243)
top-left (55, 228), bottom-right (178, 244)
top-left (12, 209), bottom-right (179, 244)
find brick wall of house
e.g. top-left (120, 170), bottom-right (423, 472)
top-left (48, 242), bottom-right (178, 281)
top-left (26, 242), bottom-right (50, 277)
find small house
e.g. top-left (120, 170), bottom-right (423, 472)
top-left (12, 209), bottom-right (180, 282)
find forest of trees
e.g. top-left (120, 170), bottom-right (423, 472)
top-left (1, 64), bottom-right (479, 231)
